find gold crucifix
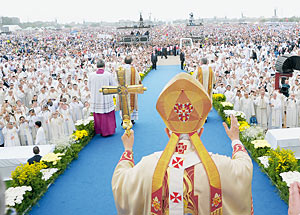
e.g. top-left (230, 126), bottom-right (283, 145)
top-left (99, 66), bottom-right (147, 136)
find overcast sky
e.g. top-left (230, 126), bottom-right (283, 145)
top-left (1, 0), bottom-right (299, 23)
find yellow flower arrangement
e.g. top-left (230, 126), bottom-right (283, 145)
top-left (190, 72), bottom-right (194, 75)
top-left (268, 148), bottom-right (298, 173)
top-left (41, 153), bottom-right (65, 165)
top-left (139, 73), bottom-right (145, 77)
top-left (11, 162), bottom-right (47, 186)
top-left (213, 94), bottom-right (225, 101)
top-left (251, 140), bottom-right (271, 149)
top-left (239, 121), bottom-right (250, 131)
top-left (72, 130), bottom-right (89, 141)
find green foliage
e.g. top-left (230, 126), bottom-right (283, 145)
top-left (213, 94), bottom-right (299, 204)
top-left (141, 67), bottom-right (152, 81)
top-left (7, 121), bottom-right (95, 214)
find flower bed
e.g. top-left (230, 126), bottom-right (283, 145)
top-left (5, 118), bottom-right (95, 214)
top-left (140, 66), bottom-right (152, 81)
top-left (213, 93), bottom-right (299, 204)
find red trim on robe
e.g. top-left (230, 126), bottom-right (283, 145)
top-left (119, 150), bottom-right (134, 166)
top-left (232, 143), bottom-right (247, 158)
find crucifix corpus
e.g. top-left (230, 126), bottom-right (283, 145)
top-left (99, 66), bottom-right (147, 136)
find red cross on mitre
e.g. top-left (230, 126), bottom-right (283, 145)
top-left (172, 157), bottom-right (184, 169)
top-left (170, 192), bottom-right (182, 203)
top-left (175, 142), bottom-right (187, 154)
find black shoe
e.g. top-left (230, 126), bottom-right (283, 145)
top-left (121, 122), bottom-right (123, 126)
top-left (131, 120), bottom-right (135, 125)
top-left (205, 119), bottom-right (207, 123)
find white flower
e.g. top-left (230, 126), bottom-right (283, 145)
top-left (53, 136), bottom-right (73, 151)
top-left (241, 126), bottom-right (265, 141)
top-left (5, 186), bottom-right (32, 207)
top-left (75, 119), bottom-right (84, 126)
top-left (280, 171), bottom-right (300, 187)
top-left (41, 168), bottom-right (59, 181)
top-left (83, 119), bottom-right (90, 126)
top-left (88, 116), bottom-right (94, 122)
top-left (220, 102), bottom-right (233, 107)
top-left (258, 156), bottom-right (270, 168)
top-left (251, 140), bottom-right (271, 149)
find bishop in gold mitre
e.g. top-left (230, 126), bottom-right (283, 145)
top-left (112, 73), bottom-right (253, 215)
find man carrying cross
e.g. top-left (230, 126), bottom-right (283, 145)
top-left (88, 60), bottom-right (117, 136)
top-left (117, 56), bottom-right (141, 125)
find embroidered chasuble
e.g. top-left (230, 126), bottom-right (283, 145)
top-left (193, 65), bottom-right (215, 99)
top-left (112, 73), bottom-right (253, 215)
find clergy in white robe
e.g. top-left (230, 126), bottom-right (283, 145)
top-left (286, 95), bottom-right (298, 128)
top-left (49, 112), bottom-right (65, 141)
top-left (268, 93), bottom-right (282, 129)
top-left (70, 97), bottom-right (84, 122)
top-left (2, 122), bottom-right (20, 147)
top-left (35, 121), bottom-right (47, 145)
top-left (224, 85), bottom-right (234, 104)
top-left (88, 60), bottom-right (116, 136)
top-left (82, 102), bottom-right (90, 120)
top-left (58, 104), bottom-right (75, 136)
top-left (233, 91), bottom-right (242, 111)
top-left (240, 92), bottom-right (255, 123)
top-left (19, 116), bottom-right (33, 146)
top-left (254, 91), bottom-right (269, 129)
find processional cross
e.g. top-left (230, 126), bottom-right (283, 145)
top-left (99, 67), bottom-right (147, 136)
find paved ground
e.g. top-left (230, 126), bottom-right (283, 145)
top-left (157, 55), bottom-right (180, 66)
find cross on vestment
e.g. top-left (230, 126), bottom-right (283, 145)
top-left (99, 66), bottom-right (147, 136)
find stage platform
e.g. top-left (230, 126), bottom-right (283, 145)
top-left (266, 128), bottom-right (300, 158)
top-left (0, 145), bottom-right (55, 181)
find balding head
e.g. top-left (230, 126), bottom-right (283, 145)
top-left (201, 58), bottom-right (208, 65)
top-left (97, 60), bottom-right (105, 68)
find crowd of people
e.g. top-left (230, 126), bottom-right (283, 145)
top-left (182, 23), bottom-right (300, 129)
top-left (0, 28), bottom-right (152, 147)
top-left (0, 23), bottom-right (300, 148)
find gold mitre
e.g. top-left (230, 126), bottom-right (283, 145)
top-left (156, 72), bottom-right (212, 133)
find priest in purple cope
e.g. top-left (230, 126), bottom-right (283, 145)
top-left (88, 60), bottom-right (117, 136)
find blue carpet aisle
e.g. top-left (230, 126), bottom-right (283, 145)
top-left (30, 65), bottom-right (288, 215)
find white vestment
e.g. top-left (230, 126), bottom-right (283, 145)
top-left (254, 97), bottom-right (269, 129)
top-left (268, 98), bottom-right (282, 129)
top-left (35, 127), bottom-right (47, 145)
top-left (240, 97), bottom-right (255, 123)
top-left (70, 101), bottom-right (84, 122)
top-left (3, 127), bottom-right (20, 147)
top-left (19, 122), bottom-right (33, 146)
top-left (286, 99), bottom-right (298, 128)
top-left (88, 70), bottom-right (116, 114)
top-left (49, 117), bottom-right (65, 141)
top-left (59, 108), bottom-right (75, 136)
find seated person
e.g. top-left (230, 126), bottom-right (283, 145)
top-left (27, 146), bottom-right (42, 165)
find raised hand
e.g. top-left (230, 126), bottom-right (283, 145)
top-left (223, 115), bottom-right (240, 141)
top-left (121, 130), bottom-right (134, 152)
